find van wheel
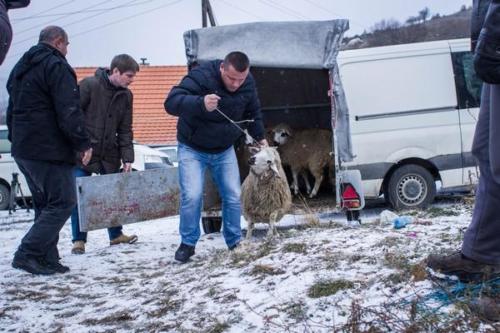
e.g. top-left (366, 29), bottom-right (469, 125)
top-left (0, 184), bottom-right (10, 210)
top-left (387, 164), bottom-right (436, 210)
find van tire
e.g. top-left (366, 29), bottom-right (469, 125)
top-left (0, 184), bottom-right (10, 210)
top-left (387, 164), bottom-right (436, 210)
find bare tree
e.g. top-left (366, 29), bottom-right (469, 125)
top-left (371, 19), bottom-right (401, 32)
top-left (419, 7), bottom-right (430, 22)
top-left (406, 16), bottom-right (419, 25)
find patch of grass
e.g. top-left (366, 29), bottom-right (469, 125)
top-left (147, 297), bottom-right (183, 318)
top-left (424, 206), bottom-right (461, 218)
top-left (320, 251), bottom-right (343, 270)
top-left (5, 288), bottom-right (50, 301)
top-left (230, 240), bottom-right (276, 267)
top-left (80, 310), bottom-right (134, 326)
top-left (282, 301), bottom-right (308, 321)
top-left (410, 262), bottom-right (428, 282)
top-left (206, 287), bottom-right (219, 298)
top-left (307, 279), bottom-right (354, 298)
top-left (208, 320), bottom-right (230, 333)
top-left (384, 252), bottom-right (411, 271)
top-left (375, 236), bottom-right (402, 248)
top-left (347, 254), bottom-right (364, 264)
top-left (282, 242), bottom-right (307, 254)
top-left (249, 264), bottom-right (285, 277)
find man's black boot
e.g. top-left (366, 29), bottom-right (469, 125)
top-left (45, 260), bottom-right (70, 273)
top-left (174, 243), bottom-right (195, 263)
top-left (12, 254), bottom-right (57, 275)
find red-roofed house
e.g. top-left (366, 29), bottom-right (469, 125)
top-left (74, 65), bottom-right (187, 146)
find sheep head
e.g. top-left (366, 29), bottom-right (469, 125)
top-left (272, 123), bottom-right (292, 145)
top-left (248, 146), bottom-right (282, 178)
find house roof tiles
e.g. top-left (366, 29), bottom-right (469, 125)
top-left (75, 65), bottom-right (187, 145)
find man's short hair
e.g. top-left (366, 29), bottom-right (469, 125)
top-left (110, 54), bottom-right (140, 74)
top-left (223, 51), bottom-right (250, 72)
top-left (39, 26), bottom-right (67, 44)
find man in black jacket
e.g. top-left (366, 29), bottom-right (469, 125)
top-left (71, 55), bottom-right (139, 255)
top-left (0, 0), bottom-right (30, 65)
top-left (7, 26), bottom-right (92, 275)
top-left (165, 52), bottom-right (267, 262)
top-left (427, 0), bottom-right (500, 283)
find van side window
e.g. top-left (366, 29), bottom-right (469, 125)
top-left (452, 51), bottom-right (482, 109)
top-left (0, 130), bottom-right (11, 154)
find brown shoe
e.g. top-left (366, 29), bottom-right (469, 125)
top-left (109, 234), bottom-right (138, 246)
top-left (427, 252), bottom-right (500, 282)
top-left (71, 241), bottom-right (85, 255)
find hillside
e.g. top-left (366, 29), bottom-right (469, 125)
top-left (342, 7), bottom-right (471, 50)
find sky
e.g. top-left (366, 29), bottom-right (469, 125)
top-left (0, 0), bottom-right (470, 96)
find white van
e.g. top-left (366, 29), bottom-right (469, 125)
top-left (0, 124), bottom-right (172, 209)
top-left (338, 38), bottom-right (480, 209)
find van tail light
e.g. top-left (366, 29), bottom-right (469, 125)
top-left (341, 183), bottom-right (361, 209)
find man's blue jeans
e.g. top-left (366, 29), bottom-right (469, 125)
top-left (178, 143), bottom-right (241, 248)
top-left (71, 167), bottom-right (122, 242)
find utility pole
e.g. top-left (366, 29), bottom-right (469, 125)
top-left (202, 0), bottom-right (216, 27)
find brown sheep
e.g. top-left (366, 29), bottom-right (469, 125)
top-left (272, 123), bottom-right (333, 198)
top-left (241, 146), bottom-right (292, 238)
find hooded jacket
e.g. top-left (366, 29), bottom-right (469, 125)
top-left (6, 42), bottom-right (90, 163)
top-left (78, 68), bottom-right (134, 174)
top-left (164, 60), bottom-right (265, 153)
top-left (473, 0), bottom-right (500, 83)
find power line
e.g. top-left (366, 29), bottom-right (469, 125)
top-left (12, 0), bottom-right (78, 21)
top-left (301, 0), bottom-right (345, 19)
top-left (14, 0), bottom-right (114, 36)
top-left (258, 0), bottom-right (310, 20)
top-left (214, 0), bottom-right (266, 21)
top-left (300, 0), bottom-right (368, 32)
top-left (71, 0), bottom-right (184, 38)
top-left (12, 0), bottom-right (155, 22)
top-left (13, 0), bottom-right (141, 46)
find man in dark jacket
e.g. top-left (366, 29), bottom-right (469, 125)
top-left (7, 26), bottom-right (92, 275)
top-left (71, 54), bottom-right (139, 255)
top-left (165, 51), bottom-right (267, 263)
top-left (0, 0), bottom-right (30, 65)
top-left (427, 0), bottom-right (500, 283)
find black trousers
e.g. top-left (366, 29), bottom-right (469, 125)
top-left (462, 84), bottom-right (500, 264)
top-left (14, 158), bottom-right (76, 263)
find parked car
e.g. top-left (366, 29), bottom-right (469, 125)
top-left (338, 38), bottom-right (480, 210)
top-left (0, 125), bottom-right (30, 210)
top-left (155, 145), bottom-right (178, 167)
top-left (0, 124), bottom-right (173, 210)
top-left (131, 143), bottom-right (173, 170)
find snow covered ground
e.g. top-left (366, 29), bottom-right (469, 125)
top-left (0, 198), bottom-right (498, 332)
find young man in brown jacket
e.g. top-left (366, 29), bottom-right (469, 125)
top-left (71, 54), bottom-right (139, 255)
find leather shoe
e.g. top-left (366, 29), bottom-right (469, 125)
top-left (427, 251), bottom-right (500, 282)
top-left (12, 254), bottom-right (56, 275)
top-left (174, 243), bottom-right (195, 263)
top-left (45, 260), bottom-right (70, 273)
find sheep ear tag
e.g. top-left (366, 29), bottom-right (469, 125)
top-left (270, 164), bottom-right (280, 178)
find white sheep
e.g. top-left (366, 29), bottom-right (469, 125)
top-left (272, 123), bottom-right (333, 198)
top-left (241, 146), bottom-right (292, 239)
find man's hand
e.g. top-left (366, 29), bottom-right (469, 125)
top-left (122, 162), bottom-right (132, 173)
top-left (81, 148), bottom-right (93, 166)
top-left (204, 94), bottom-right (221, 112)
top-left (258, 139), bottom-right (269, 147)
